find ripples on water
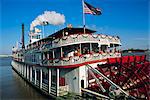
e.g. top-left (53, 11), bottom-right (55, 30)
top-left (0, 57), bottom-right (49, 100)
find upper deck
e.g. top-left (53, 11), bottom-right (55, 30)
top-left (25, 27), bottom-right (121, 50)
top-left (12, 27), bottom-right (121, 68)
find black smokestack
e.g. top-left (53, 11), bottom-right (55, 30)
top-left (22, 23), bottom-right (25, 49)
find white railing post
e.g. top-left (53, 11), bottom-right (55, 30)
top-left (25, 65), bottom-right (27, 78)
top-left (30, 66), bottom-right (32, 82)
top-left (34, 68), bottom-right (37, 85)
top-left (56, 68), bottom-right (59, 96)
top-left (40, 69), bottom-right (43, 89)
top-left (21, 65), bottom-right (23, 75)
top-left (26, 65), bottom-right (29, 79)
top-left (61, 47), bottom-right (63, 65)
top-left (22, 65), bottom-right (24, 76)
top-left (23, 65), bottom-right (26, 77)
top-left (90, 43), bottom-right (92, 53)
top-left (48, 68), bottom-right (51, 94)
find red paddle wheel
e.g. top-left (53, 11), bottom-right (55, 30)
top-left (88, 55), bottom-right (150, 99)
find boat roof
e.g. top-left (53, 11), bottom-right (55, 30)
top-left (48, 27), bottom-right (96, 39)
top-left (27, 27), bottom-right (96, 46)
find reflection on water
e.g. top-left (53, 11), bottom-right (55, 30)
top-left (0, 57), bottom-right (48, 100)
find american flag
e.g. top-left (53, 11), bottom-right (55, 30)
top-left (84, 2), bottom-right (102, 15)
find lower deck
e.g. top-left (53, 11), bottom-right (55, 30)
top-left (11, 54), bottom-right (150, 99)
top-left (11, 59), bottom-right (108, 99)
top-left (11, 61), bottom-right (69, 97)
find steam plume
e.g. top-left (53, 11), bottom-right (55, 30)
top-left (30, 11), bottom-right (65, 31)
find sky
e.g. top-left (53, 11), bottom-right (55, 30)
top-left (0, 0), bottom-right (149, 54)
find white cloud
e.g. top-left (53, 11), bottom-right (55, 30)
top-left (30, 11), bottom-right (65, 31)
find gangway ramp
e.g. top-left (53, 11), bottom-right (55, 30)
top-left (81, 88), bottom-right (109, 99)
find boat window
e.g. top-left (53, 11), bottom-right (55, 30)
top-left (92, 43), bottom-right (99, 53)
top-left (81, 43), bottom-right (90, 54)
top-left (36, 70), bottom-right (40, 81)
top-left (62, 44), bottom-right (80, 57)
top-left (51, 69), bottom-right (57, 86)
top-left (42, 52), bottom-right (47, 60)
top-left (45, 44), bottom-right (51, 49)
top-left (114, 44), bottom-right (119, 47)
top-left (101, 45), bottom-right (108, 53)
top-left (32, 69), bottom-right (35, 80)
top-left (109, 44), bottom-right (114, 53)
top-left (32, 35), bottom-right (38, 39)
top-left (44, 52), bottom-right (48, 59)
top-left (64, 32), bottom-right (68, 36)
top-left (54, 47), bottom-right (61, 59)
top-left (42, 69), bottom-right (48, 84)
top-left (81, 80), bottom-right (84, 88)
top-left (32, 54), bottom-right (36, 62)
top-left (38, 35), bottom-right (40, 39)
top-left (48, 50), bottom-right (53, 59)
top-left (62, 46), bottom-right (71, 57)
top-left (110, 43), bottom-right (114, 48)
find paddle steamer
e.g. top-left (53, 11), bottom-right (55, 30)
top-left (11, 24), bottom-right (149, 99)
top-left (11, 0), bottom-right (150, 98)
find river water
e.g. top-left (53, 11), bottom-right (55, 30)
top-left (0, 57), bottom-right (49, 100)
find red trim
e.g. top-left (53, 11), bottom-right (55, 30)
top-left (14, 58), bottom-right (107, 68)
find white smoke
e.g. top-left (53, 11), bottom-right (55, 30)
top-left (30, 11), bottom-right (65, 31)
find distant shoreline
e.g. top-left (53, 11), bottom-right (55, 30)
top-left (122, 49), bottom-right (149, 53)
top-left (0, 55), bottom-right (12, 58)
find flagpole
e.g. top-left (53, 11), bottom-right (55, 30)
top-left (42, 25), bottom-right (44, 38)
top-left (82, 0), bottom-right (86, 34)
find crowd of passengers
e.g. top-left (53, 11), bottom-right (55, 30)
top-left (42, 44), bottom-right (120, 62)
top-left (63, 47), bottom-right (120, 58)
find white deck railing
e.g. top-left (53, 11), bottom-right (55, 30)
top-left (43, 34), bottom-right (120, 49)
top-left (43, 52), bottom-right (121, 66)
